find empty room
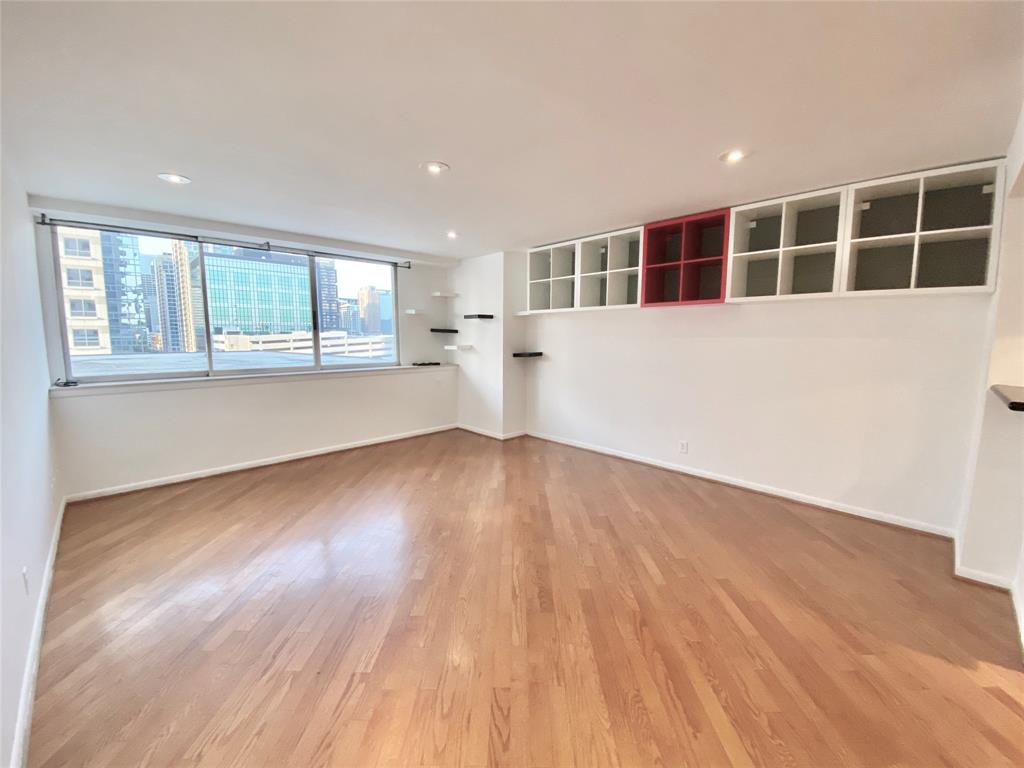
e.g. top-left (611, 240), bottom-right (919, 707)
top-left (2, 2), bottom-right (1024, 767)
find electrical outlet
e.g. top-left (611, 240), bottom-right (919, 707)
top-left (22, 566), bottom-right (29, 594)
top-left (679, 441), bottom-right (689, 455)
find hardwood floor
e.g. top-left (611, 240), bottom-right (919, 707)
top-left (29, 430), bottom-right (1023, 767)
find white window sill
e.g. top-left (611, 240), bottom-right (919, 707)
top-left (48, 363), bottom-right (457, 399)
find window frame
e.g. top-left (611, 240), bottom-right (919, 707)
top-left (63, 236), bottom-right (92, 258)
top-left (48, 223), bottom-right (402, 384)
top-left (312, 256), bottom-right (400, 373)
top-left (71, 328), bottom-right (100, 348)
top-left (65, 267), bottom-right (94, 287)
top-left (68, 298), bottom-right (97, 317)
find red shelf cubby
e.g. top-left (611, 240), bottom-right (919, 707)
top-left (642, 208), bottom-right (729, 307)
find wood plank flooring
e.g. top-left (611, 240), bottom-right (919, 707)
top-left (28, 430), bottom-right (1024, 767)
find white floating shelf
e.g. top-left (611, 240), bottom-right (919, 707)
top-left (404, 309), bottom-right (420, 315)
top-left (432, 291), bottom-right (459, 298)
top-left (444, 344), bottom-right (473, 351)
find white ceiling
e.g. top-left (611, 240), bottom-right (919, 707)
top-left (3, 2), bottom-right (1022, 260)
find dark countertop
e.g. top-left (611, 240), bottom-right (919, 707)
top-left (991, 384), bottom-right (1024, 412)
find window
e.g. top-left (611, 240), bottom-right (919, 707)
top-left (315, 257), bottom-right (397, 366)
top-left (63, 236), bottom-right (92, 258)
top-left (69, 298), bottom-right (97, 317)
top-left (72, 329), bottom-right (100, 347)
top-left (52, 224), bottom-right (400, 382)
top-left (66, 268), bottom-right (94, 287)
top-left (57, 226), bottom-right (208, 378)
top-left (203, 245), bottom-right (314, 371)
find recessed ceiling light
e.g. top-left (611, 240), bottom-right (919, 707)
top-left (421, 161), bottom-right (450, 176)
top-left (157, 172), bottom-right (192, 184)
top-left (446, 230), bottom-right (458, 239)
top-left (719, 149), bottom-right (746, 164)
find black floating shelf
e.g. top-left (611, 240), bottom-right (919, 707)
top-left (430, 328), bottom-right (458, 334)
top-left (412, 361), bottom-right (441, 366)
top-left (463, 314), bottom-right (494, 319)
top-left (992, 384), bottom-right (1024, 412)
top-left (512, 352), bottom-right (543, 358)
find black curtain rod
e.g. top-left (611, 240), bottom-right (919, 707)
top-left (36, 214), bottom-right (413, 269)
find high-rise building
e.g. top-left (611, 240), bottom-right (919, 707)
top-left (339, 300), bottom-right (359, 334)
top-left (58, 226), bottom-right (110, 356)
top-left (188, 253), bottom-right (207, 352)
top-left (150, 241), bottom-right (203, 353)
top-left (153, 256), bottom-right (185, 352)
top-left (100, 231), bottom-right (157, 354)
top-left (379, 289), bottom-right (393, 335)
top-left (315, 260), bottom-right (341, 331)
top-left (151, 241), bottom-right (203, 353)
top-left (203, 246), bottom-right (312, 335)
top-left (358, 285), bottom-right (381, 335)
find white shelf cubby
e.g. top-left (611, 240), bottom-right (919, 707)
top-left (727, 159), bottom-right (1003, 302)
top-left (525, 226), bottom-right (643, 314)
top-left (841, 160), bottom-right (1002, 295)
top-left (727, 186), bottom-right (846, 301)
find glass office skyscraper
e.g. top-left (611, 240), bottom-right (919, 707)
top-left (202, 245), bottom-right (312, 335)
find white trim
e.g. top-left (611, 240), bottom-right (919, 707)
top-left (456, 424), bottom-right (526, 441)
top-left (48, 363), bottom-right (456, 399)
top-left (526, 431), bottom-right (956, 538)
top-left (64, 425), bottom-right (458, 502)
top-left (10, 498), bottom-right (67, 768)
top-left (952, 535), bottom-right (1015, 590)
top-left (1013, 583), bottom-right (1024, 652)
top-left (954, 563), bottom-right (1014, 590)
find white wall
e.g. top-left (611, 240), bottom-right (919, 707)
top-left (525, 294), bottom-right (992, 535)
top-left (956, 104), bottom-right (1024, 622)
top-left (1, 162), bottom-right (64, 768)
top-left (958, 195), bottom-right (1023, 586)
top-left (502, 252), bottom-right (527, 436)
top-left (450, 251), bottom-right (528, 439)
top-left (396, 264), bottom-right (457, 365)
top-left (451, 253), bottom-right (505, 436)
top-left (55, 366), bottom-right (457, 498)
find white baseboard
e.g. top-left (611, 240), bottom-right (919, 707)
top-left (456, 424), bottom-right (526, 441)
top-left (1013, 583), bottom-right (1024, 652)
top-left (64, 424), bottom-right (459, 502)
top-left (954, 564), bottom-right (1014, 589)
top-left (9, 496), bottom-right (67, 768)
top-left (526, 431), bottom-right (957, 539)
top-left (953, 539), bottom-right (1015, 590)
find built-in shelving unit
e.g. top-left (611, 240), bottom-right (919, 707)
top-left (643, 209), bottom-right (729, 306)
top-left (727, 187), bottom-right (845, 301)
top-left (843, 161), bottom-right (1001, 294)
top-left (522, 161), bottom-right (1004, 316)
top-left (726, 160), bottom-right (1004, 301)
top-left (526, 227), bottom-right (642, 313)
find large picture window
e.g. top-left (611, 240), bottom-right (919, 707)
top-left (51, 224), bottom-right (400, 382)
top-left (203, 245), bottom-right (314, 372)
top-left (315, 257), bottom-right (397, 367)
